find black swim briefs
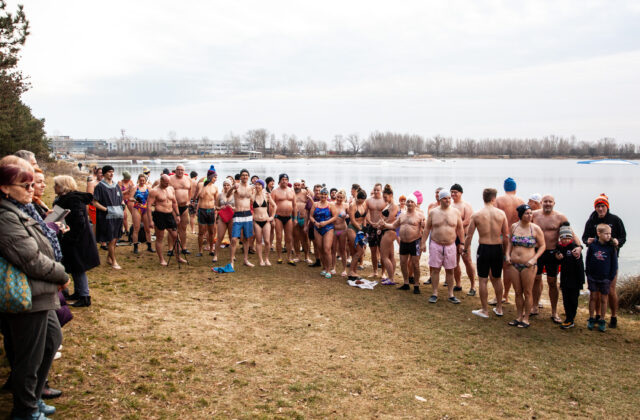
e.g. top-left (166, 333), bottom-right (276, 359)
top-left (365, 225), bottom-right (382, 247)
top-left (178, 205), bottom-right (189, 216)
top-left (152, 211), bottom-right (177, 231)
top-left (476, 244), bottom-right (503, 278)
top-left (536, 249), bottom-right (559, 277)
top-left (197, 208), bottom-right (216, 225)
top-left (399, 239), bottom-right (421, 256)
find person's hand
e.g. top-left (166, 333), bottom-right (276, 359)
top-left (587, 237), bottom-right (595, 245)
top-left (612, 238), bottom-right (619, 246)
top-left (505, 255), bottom-right (511, 265)
top-left (555, 253), bottom-right (563, 260)
top-left (420, 243), bottom-right (426, 253)
top-left (527, 258), bottom-right (537, 267)
top-left (56, 222), bottom-right (70, 233)
top-left (175, 215), bottom-right (180, 224)
top-left (457, 243), bottom-right (464, 254)
top-left (571, 247), bottom-right (582, 258)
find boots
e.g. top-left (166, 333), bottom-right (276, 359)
top-left (133, 243), bottom-right (139, 254)
top-left (71, 296), bottom-right (91, 307)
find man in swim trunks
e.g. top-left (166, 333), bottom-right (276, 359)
top-left (532, 195), bottom-right (582, 323)
top-left (148, 174), bottom-right (186, 266)
top-left (196, 168), bottom-right (218, 257)
top-left (189, 170), bottom-right (199, 234)
top-left (271, 173), bottom-right (296, 265)
top-left (293, 180), bottom-right (312, 263)
top-left (365, 183), bottom-right (385, 277)
top-left (450, 183), bottom-right (477, 295)
top-left (381, 194), bottom-right (425, 294)
top-left (227, 168), bottom-right (254, 267)
top-left (421, 190), bottom-right (464, 304)
top-left (495, 177), bottom-right (525, 304)
top-left (464, 188), bottom-right (510, 318)
top-left (169, 164), bottom-right (192, 255)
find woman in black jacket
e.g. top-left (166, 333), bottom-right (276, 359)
top-left (53, 175), bottom-right (100, 308)
top-left (582, 193), bottom-right (626, 328)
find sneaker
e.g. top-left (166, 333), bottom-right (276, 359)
top-left (598, 319), bottom-right (606, 332)
top-left (424, 278), bottom-right (432, 285)
top-left (609, 316), bottom-right (617, 329)
top-left (320, 271), bottom-right (326, 277)
top-left (38, 399), bottom-right (56, 415)
top-left (53, 352), bottom-right (61, 360)
top-left (167, 250), bottom-right (174, 257)
top-left (448, 296), bottom-right (461, 304)
top-left (381, 278), bottom-right (396, 285)
top-left (181, 249), bottom-right (191, 255)
top-left (453, 286), bottom-right (462, 292)
top-left (428, 295), bottom-right (438, 304)
top-left (413, 286), bottom-right (420, 294)
top-left (325, 273), bottom-right (332, 279)
top-left (467, 289), bottom-right (476, 296)
top-left (408, 277), bottom-right (415, 284)
top-left (560, 321), bottom-right (575, 329)
top-left (587, 317), bottom-right (595, 330)
top-left (196, 252), bottom-right (203, 257)
top-left (397, 284), bottom-right (410, 290)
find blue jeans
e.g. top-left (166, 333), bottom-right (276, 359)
top-left (72, 272), bottom-right (90, 297)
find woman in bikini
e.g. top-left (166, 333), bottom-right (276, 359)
top-left (118, 171), bottom-right (135, 237)
top-left (378, 184), bottom-right (399, 285)
top-left (309, 188), bottom-right (338, 279)
top-left (252, 179), bottom-right (276, 266)
top-left (213, 179), bottom-right (235, 263)
top-left (505, 204), bottom-right (545, 328)
top-left (347, 189), bottom-right (368, 281)
top-left (330, 190), bottom-right (349, 277)
top-left (131, 174), bottom-right (153, 254)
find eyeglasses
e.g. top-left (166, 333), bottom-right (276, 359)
top-left (12, 183), bottom-right (35, 190)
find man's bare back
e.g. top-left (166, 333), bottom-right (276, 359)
top-left (496, 193), bottom-right (524, 226)
top-left (470, 206), bottom-right (508, 245)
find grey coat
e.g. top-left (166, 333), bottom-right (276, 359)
top-left (0, 199), bottom-right (69, 312)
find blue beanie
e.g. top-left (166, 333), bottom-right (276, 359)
top-left (207, 164), bottom-right (216, 175)
top-left (504, 177), bottom-right (516, 192)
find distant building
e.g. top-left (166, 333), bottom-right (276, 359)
top-left (49, 136), bottom-right (253, 155)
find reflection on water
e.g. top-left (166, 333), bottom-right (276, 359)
top-left (100, 158), bottom-right (639, 275)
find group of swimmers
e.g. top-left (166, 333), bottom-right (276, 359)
top-left (94, 165), bottom-right (626, 330)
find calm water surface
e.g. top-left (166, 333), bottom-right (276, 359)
top-left (102, 158), bottom-right (639, 275)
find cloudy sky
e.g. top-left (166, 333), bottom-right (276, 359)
top-left (10, 0), bottom-right (640, 142)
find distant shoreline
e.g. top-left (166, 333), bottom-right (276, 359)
top-left (71, 154), bottom-right (639, 162)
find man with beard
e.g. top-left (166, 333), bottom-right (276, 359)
top-left (196, 166), bottom-right (218, 257)
top-left (532, 195), bottom-right (582, 323)
top-left (148, 174), bottom-right (186, 266)
top-left (169, 165), bottom-right (192, 255)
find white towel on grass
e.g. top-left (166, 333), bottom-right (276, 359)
top-left (347, 279), bottom-right (378, 290)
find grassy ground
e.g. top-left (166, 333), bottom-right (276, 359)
top-left (1, 172), bottom-right (639, 418)
top-left (1, 234), bottom-right (639, 419)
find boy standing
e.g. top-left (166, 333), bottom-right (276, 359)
top-left (585, 224), bottom-right (618, 332)
top-left (554, 222), bottom-right (585, 329)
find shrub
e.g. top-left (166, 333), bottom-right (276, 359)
top-left (618, 275), bottom-right (640, 311)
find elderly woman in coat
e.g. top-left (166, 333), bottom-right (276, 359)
top-left (53, 175), bottom-right (100, 307)
top-left (0, 156), bottom-right (69, 420)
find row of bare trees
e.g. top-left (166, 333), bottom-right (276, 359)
top-left (230, 129), bottom-right (638, 158)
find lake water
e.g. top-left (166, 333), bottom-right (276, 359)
top-left (101, 158), bottom-right (639, 276)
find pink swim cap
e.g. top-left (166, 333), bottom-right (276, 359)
top-left (413, 190), bottom-right (423, 205)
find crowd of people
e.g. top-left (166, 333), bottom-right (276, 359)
top-left (0, 152), bottom-right (628, 419)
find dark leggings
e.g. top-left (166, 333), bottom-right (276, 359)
top-left (561, 286), bottom-right (580, 323)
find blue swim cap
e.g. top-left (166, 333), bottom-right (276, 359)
top-left (504, 177), bottom-right (516, 192)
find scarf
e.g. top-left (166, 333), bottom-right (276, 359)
top-left (9, 198), bottom-right (63, 262)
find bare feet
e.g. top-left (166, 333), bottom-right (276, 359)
top-left (341, 271), bottom-right (347, 277)
top-left (259, 261), bottom-right (266, 266)
top-left (112, 263), bottom-right (122, 270)
top-left (159, 260), bottom-right (168, 266)
top-left (178, 257), bottom-right (187, 264)
top-left (244, 260), bottom-right (255, 267)
top-left (265, 260), bottom-right (272, 266)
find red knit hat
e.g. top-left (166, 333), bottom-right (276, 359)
top-left (594, 193), bottom-right (609, 209)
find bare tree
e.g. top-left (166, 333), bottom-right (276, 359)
top-left (333, 134), bottom-right (344, 154)
top-left (245, 128), bottom-right (268, 152)
top-left (346, 133), bottom-right (361, 155)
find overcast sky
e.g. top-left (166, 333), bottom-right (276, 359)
top-left (10, 0), bottom-right (640, 142)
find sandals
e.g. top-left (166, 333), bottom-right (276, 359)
top-left (551, 316), bottom-right (562, 324)
top-left (517, 321), bottom-right (530, 328)
top-left (508, 319), bottom-right (520, 327)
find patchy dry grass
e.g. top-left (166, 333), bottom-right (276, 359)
top-left (1, 177), bottom-right (639, 418)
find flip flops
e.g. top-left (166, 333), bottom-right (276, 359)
top-left (508, 319), bottom-right (520, 327)
top-left (493, 308), bottom-right (504, 317)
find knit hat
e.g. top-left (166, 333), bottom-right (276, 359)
top-left (559, 225), bottom-right (573, 239)
top-left (504, 177), bottom-right (516, 192)
top-left (450, 183), bottom-right (463, 193)
top-left (122, 171), bottom-right (131, 180)
top-left (594, 193), bottom-right (609, 209)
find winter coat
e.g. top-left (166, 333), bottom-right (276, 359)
top-left (54, 191), bottom-right (100, 274)
top-left (0, 199), bottom-right (68, 312)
